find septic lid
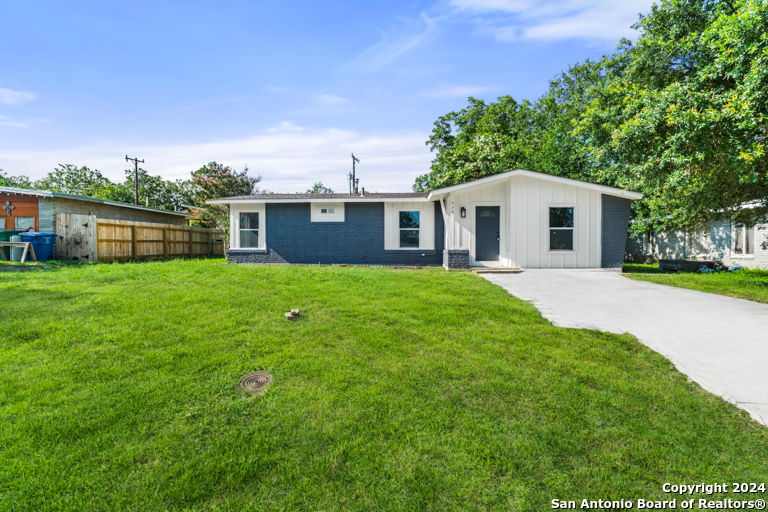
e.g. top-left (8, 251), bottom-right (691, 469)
top-left (236, 371), bottom-right (273, 395)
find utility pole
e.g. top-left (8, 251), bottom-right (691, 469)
top-left (125, 155), bottom-right (144, 205)
top-left (350, 153), bottom-right (360, 195)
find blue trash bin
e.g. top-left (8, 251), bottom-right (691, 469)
top-left (19, 232), bottom-right (58, 261)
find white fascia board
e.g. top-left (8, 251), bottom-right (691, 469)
top-left (208, 197), bottom-right (432, 205)
top-left (427, 169), bottom-right (643, 201)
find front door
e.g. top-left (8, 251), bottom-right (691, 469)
top-left (475, 206), bottom-right (500, 261)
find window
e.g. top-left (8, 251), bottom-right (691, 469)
top-left (320, 207), bottom-right (335, 214)
top-left (399, 211), bottom-right (420, 248)
top-left (733, 225), bottom-right (754, 255)
top-left (549, 207), bottom-right (574, 251)
top-left (15, 217), bottom-right (34, 230)
top-left (239, 212), bottom-right (259, 248)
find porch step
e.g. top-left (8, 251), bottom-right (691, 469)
top-left (471, 267), bottom-right (523, 274)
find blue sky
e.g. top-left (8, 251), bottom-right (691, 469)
top-left (0, 0), bottom-right (654, 192)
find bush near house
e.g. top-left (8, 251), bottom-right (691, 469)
top-left (1, 260), bottom-right (766, 511)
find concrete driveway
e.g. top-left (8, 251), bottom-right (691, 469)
top-left (482, 270), bottom-right (768, 426)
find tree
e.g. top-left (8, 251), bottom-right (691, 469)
top-left (33, 164), bottom-right (111, 196)
top-left (414, 96), bottom-right (541, 191)
top-left (413, 65), bottom-right (604, 193)
top-left (306, 182), bottom-right (333, 194)
top-left (0, 170), bottom-right (33, 188)
top-left (89, 182), bottom-right (134, 204)
top-left (191, 162), bottom-right (260, 201)
top-left (416, 0), bottom-right (767, 233)
top-left (122, 169), bottom-right (198, 211)
top-left (576, 0), bottom-right (768, 231)
top-left (191, 162), bottom-right (262, 245)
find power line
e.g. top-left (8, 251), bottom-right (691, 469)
top-left (125, 155), bottom-right (144, 205)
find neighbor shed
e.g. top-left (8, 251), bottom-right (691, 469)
top-left (1, 186), bottom-right (196, 261)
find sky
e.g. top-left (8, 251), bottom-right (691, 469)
top-left (0, 0), bottom-right (655, 193)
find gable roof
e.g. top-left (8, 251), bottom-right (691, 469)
top-left (208, 192), bottom-right (429, 204)
top-left (426, 169), bottom-right (643, 200)
top-left (0, 186), bottom-right (194, 217)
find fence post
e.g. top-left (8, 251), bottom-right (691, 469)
top-left (131, 225), bottom-right (137, 260)
top-left (187, 227), bottom-right (192, 257)
top-left (163, 228), bottom-right (168, 258)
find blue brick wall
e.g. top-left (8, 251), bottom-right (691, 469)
top-left (601, 194), bottom-right (632, 269)
top-left (227, 201), bottom-right (445, 265)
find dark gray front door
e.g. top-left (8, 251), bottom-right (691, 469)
top-left (476, 206), bottom-right (500, 261)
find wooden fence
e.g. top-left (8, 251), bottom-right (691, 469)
top-left (56, 213), bottom-right (225, 262)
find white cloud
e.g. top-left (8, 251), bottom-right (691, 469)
top-left (0, 114), bottom-right (52, 128)
top-left (0, 115), bottom-right (29, 128)
top-left (450, 0), bottom-right (529, 12)
top-left (448, 0), bottom-right (652, 42)
top-left (319, 94), bottom-right (348, 105)
top-left (267, 121), bottom-right (305, 133)
top-left (423, 83), bottom-right (488, 99)
top-left (346, 13), bottom-right (439, 72)
top-left (0, 87), bottom-right (36, 105)
top-left (0, 128), bottom-right (433, 193)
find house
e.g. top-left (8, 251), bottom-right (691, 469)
top-left (1, 186), bottom-right (193, 260)
top-left (625, 216), bottom-right (768, 268)
top-left (210, 169), bottom-right (642, 269)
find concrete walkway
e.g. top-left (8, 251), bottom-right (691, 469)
top-left (482, 270), bottom-right (768, 426)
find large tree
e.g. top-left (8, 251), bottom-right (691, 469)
top-left (190, 162), bottom-right (261, 244)
top-left (414, 96), bottom-right (539, 192)
top-left (414, 62), bottom-right (603, 192)
top-left (417, 0), bottom-right (767, 233)
top-left (34, 164), bottom-right (111, 196)
top-left (122, 169), bottom-right (197, 211)
top-left (576, 0), bottom-right (768, 230)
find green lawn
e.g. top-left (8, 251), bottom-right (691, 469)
top-left (624, 263), bottom-right (768, 303)
top-left (1, 260), bottom-right (766, 511)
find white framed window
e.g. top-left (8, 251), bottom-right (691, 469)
top-left (399, 211), bottom-right (420, 248)
top-left (15, 217), bottom-right (34, 230)
top-left (239, 212), bottom-right (259, 248)
top-left (320, 207), bottom-right (335, 214)
top-left (549, 207), bottom-right (574, 251)
top-left (733, 224), bottom-right (754, 256)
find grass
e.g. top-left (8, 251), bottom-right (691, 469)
top-left (624, 263), bottom-right (768, 303)
top-left (1, 259), bottom-right (767, 511)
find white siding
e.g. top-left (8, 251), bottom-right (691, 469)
top-left (444, 175), bottom-right (603, 268)
top-left (310, 202), bottom-right (345, 222)
top-left (230, 202), bottom-right (266, 250)
top-left (383, 202), bottom-right (435, 250)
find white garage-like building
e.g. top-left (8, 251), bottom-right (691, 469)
top-left (428, 169), bottom-right (643, 269)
